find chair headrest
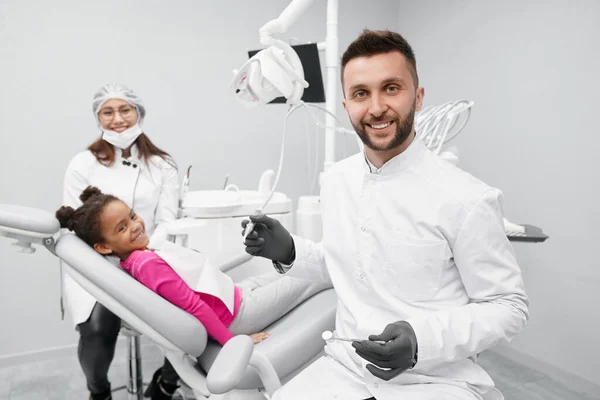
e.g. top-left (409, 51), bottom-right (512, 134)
top-left (0, 204), bottom-right (60, 237)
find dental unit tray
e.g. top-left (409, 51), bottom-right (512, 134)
top-left (506, 224), bottom-right (549, 243)
top-left (181, 189), bottom-right (292, 219)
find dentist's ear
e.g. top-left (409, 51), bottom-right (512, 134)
top-left (93, 243), bottom-right (113, 255)
top-left (415, 87), bottom-right (425, 112)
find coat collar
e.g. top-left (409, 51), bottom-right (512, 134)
top-left (115, 144), bottom-right (141, 161)
top-left (363, 135), bottom-right (427, 176)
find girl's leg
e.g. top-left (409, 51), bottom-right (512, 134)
top-left (229, 272), bottom-right (331, 335)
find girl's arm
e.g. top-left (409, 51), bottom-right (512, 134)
top-left (135, 254), bottom-right (234, 345)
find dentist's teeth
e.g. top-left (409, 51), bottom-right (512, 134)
top-left (371, 122), bottom-right (392, 129)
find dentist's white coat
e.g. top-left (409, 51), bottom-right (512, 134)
top-left (273, 136), bottom-right (529, 400)
top-left (62, 144), bottom-right (179, 327)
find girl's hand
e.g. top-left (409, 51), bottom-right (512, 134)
top-left (250, 332), bottom-right (270, 344)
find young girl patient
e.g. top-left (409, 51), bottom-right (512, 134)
top-left (56, 186), bottom-right (331, 347)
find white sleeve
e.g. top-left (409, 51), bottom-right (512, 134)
top-left (283, 165), bottom-right (332, 284)
top-left (62, 153), bottom-right (91, 208)
top-left (150, 160), bottom-right (180, 245)
top-left (406, 189), bottom-right (530, 369)
top-left (285, 235), bottom-right (331, 285)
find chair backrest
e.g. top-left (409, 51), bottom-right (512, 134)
top-left (55, 233), bottom-right (209, 357)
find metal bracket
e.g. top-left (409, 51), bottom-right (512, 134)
top-left (43, 236), bottom-right (57, 255)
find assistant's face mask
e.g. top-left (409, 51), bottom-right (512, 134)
top-left (102, 124), bottom-right (143, 150)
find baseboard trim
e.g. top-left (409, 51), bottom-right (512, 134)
top-left (489, 345), bottom-right (600, 396)
top-left (0, 335), bottom-right (155, 369)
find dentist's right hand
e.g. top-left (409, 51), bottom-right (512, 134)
top-left (241, 213), bottom-right (295, 264)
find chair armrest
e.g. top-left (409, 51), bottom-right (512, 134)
top-left (206, 335), bottom-right (282, 396)
top-left (206, 335), bottom-right (254, 394)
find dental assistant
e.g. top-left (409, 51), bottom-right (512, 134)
top-left (61, 83), bottom-right (180, 400)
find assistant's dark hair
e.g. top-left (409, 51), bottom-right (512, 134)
top-left (341, 29), bottom-right (419, 88)
top-left (55, 186), bottom-right (119, 247)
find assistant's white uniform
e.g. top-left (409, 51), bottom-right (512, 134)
top-left (62, 144), bottom-right (179, 327)
top-left (274, 136), bottom-right (529, 400)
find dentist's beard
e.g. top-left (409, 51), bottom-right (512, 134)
top-left (353, 103), bottom-right (416, 152)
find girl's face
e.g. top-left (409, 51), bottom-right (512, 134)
top-left (93, 200), bottom-right (149, 260)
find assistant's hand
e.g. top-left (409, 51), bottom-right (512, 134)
top-left (352, 321), bottom-right (418, 381)
top-left (241, 213), bottom-right (295, 263)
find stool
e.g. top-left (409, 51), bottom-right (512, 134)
top-left (112, 324), bottom-right (193, 400)
top-left (111, 324), bottom-right (145, 399)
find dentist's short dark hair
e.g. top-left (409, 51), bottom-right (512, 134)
top-left (341, 29), bottom-right (419, 90)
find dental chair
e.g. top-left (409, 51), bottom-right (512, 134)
top-left (0, 204), bottom-right (337, 400)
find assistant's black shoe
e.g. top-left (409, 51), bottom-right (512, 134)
top-left (143, 367), bottom-right (161, 397)
top-left (144, 367), bottom-right (179, 399)
top-left (89, 389), bottom-right (112, 400)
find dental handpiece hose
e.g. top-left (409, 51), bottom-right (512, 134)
top-left (243, 102), bottom-right (305, 239)
top-left (243, 102), bottom-right (344, 240)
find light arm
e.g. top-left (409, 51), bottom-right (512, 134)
top-left (258, 0), bottom-right (318, 45)
top-left (258, 0), bottom-right (339, 172)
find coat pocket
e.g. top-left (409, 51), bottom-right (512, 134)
top-left (382, 236), bottom-right (448, 301)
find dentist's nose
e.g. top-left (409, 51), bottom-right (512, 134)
top-left (369, 94), bottom-right (387, 118)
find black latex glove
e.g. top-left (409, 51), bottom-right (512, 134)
top-left (241, 213), bottom-right (295, 264)
top-left (352, 321), bottom-right (418, 381)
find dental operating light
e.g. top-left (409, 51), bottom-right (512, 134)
top-left (230, 0), bottom-right (319, 108)
top-left (230, 40), bottom-right (309, 108)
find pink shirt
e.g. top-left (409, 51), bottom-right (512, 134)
top-left (121, 249), bottom-right (243, 345)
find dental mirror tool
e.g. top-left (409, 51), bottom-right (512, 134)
top-left (321, 330), bottom-right (386, 344)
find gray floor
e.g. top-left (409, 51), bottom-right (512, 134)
top-left (1, 344), bottom-right (598, 400)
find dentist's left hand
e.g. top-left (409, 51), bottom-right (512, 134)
top-left (352, 321), bottom-right (418, 381)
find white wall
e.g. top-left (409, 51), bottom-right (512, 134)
top-left (0, 0), bottom-right (399, 362)
top-left (397, 0), bottom-right (600, 386)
